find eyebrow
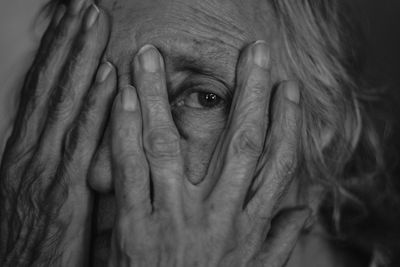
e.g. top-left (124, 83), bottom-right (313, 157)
top-left (162, 46), bottom-right (238, 95)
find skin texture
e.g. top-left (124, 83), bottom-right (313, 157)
top-left (89, 0), bottom-right (282, 189)
top-left (89, 0), bottom-right (292, 263)
top-left (0, 0), bottom-right (313, 266)
top-left (0, 1), bottom-right (112, 265)
top-left (105, 42), bottom-right (308, 266)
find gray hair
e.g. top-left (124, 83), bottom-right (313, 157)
top-left (271, 0), bottom-right (397, 263)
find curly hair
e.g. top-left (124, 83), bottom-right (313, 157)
top-left (41, 0), bottom-right (400, 265)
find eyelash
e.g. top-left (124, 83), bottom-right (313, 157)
top-left (170, 77), bottom-right (230, 111)
top-left (175, 89), bottom-right (225, 110)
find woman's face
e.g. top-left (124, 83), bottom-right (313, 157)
top-left (93, 0), bottom-right (281, 264)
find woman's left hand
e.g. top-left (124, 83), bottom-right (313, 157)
top-left (108, 42), bottom-right (309, 267)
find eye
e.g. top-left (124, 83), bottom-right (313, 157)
top-left (183, 91), bottom-right (224, 109)
top-left (170, 76), bottom-right (231, 112)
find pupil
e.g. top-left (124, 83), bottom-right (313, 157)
top-left (198, 92), bottom-right (220, 108)
top-left (205, 93), bottom-right (216, 102)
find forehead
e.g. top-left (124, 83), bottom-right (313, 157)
top-left (99, 0), bottom-right (277, 86)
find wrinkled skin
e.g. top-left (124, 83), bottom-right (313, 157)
top-left (90, 0), bottom-right (289, 263)
top-left (90, 0), bottom-right (282, 189)
top-left (0, 0), bottom-right (313, 266)
top-left (0, 2), bottom-right (111, 265)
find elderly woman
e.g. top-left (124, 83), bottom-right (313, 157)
top-left (0, 0), bottom-right (394, 266)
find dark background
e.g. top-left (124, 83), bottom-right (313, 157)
top-left (359, 0), bottom-right (400, 83)
top-left (364, 0), bottom-right (400, 186)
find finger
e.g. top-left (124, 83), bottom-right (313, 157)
top-left (88, 70), bottom-right (133, 193)
top-left (208, 41), bottom-right (272, 216)
top-left (133, 45), bottom-right (183, 214)
top-left (88, 73), bottom-right (132, 193)
top-left (8, 63), bottom-right (116, 224)
top-left (37, 4), bottom-right (67, 58)
top-left (3, 61), bottom-right (114, 267)
top-left (62, 62), bottom-right (116, 179)
top-left (244, 81), bottom-right (301, 225)
top-left (36, 4), bottom-right (110, 162)
top-left (88, 129), bottom-right (113, 193)
top-left (251, 207), bottom-right (310, 267)
top-left (10, 0), bottom-right (87, 149)
top-left (0, 0), bottom-right (88, 187)
top-left (35, 0), bottom-right (87, 64)
top-left (110, 85), bottom-right (151, 217)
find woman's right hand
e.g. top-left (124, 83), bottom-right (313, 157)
top-left (0, 1), bottom-right (113, 265)
top-left (107, 42), bottom-right (310, 267)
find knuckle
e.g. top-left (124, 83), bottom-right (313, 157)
top-left (230, 125), bottom-right (264, 157)
top-left (249, 80), bottom-right (266, 95)
top-left (144, 126), bottom-right (180, 160)
top-left (145, 96), bottom-right (169, 114)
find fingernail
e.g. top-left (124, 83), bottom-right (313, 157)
top-left (137, 44), bottom-right (162, 73)
top-left (284, 81), bottom-right (300, 104)
top-left (70, 0), bottom-right (85, 15)
top-left (121, 86), bottom-right (138, 111)
top-left (252, 40), bottom-right (270, 68)
top-left (54, 5), bottom-right (66, 26)
top-left (96, 62), bottom-right (113, 83)
top-left (84, 4), bottom-right (100, 30)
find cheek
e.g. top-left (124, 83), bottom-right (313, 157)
top-left (173, 107), bottom-right (226, 184)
